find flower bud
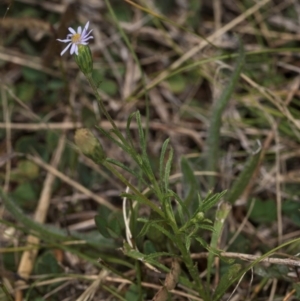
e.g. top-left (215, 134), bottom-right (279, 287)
top-left (190, 212), bottom-right (205, 225)
top-left (74, 45), bottom-right (93, 75)
top-left (74, 128), bottom-right (106, 163)
top-left (195, 212), bottom-right (204, 221)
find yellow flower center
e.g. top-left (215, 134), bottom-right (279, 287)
top-left (71, 33), bottom-right (81, 43)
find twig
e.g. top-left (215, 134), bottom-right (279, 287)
top-left (191, 252), bottom-right (300, 267)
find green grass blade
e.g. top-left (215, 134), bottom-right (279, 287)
top-left (226, 141), bottom-right (261, 204)
top-left (206, 43), bottom-right (245, 187)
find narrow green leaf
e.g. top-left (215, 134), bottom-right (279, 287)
top-left (159, 138), bottom-right (170, 191)
top-left (185, 236), bottom-right (191, 251)
top-left (135, 111), bottom-right (156, 182)
top-left (145, 251), bottom-right (177, 260)
top-left (195, 236), bottom-right (210, 249)
top-left (123, 244), bottom-right (147, 261)
top-left (126, 111), bottom-right (137, 149)
top-left (180, 156), bottom-right (198, 210)
top-left (162, 195), bottom-right (176, 226)
top-left (150, 222), bottom-right (177, 242)
top-left (197, 223), bottom-right (215, 232)
top-left (206, 43), bottom-right (245, 187)
top-left (137, 219), bottom-right (163, 239)
top-left (105, 158), bottom-right (148, 186)
top-left (198, 190), bottom-right (227, 213)
top-left (207, 202), bottom-right (231, 284)
top-left (136, 111), bottom-right (146, 153)
top-left (105, 158), bottom-right (136, 176)
top-left (169, 190), bottom-right (190, 221)
top-left (226, 140), bottom-right (261, 204)
top-left (169, 190), bottom-right (188, 226)
top-left (164, 146), bottom-right (174, 192)
top-left (122, 243), bottom-right (169, 272)
top-left (137, 217), bottom-right (151, 223)
top-left (95, 126), bottom-right (127, 151)
top-left (121, 193), bottom-right (162, 216)
top-left (213, 264), bottom-right (242, 301)
top-left (94, 215), bottom-right (111, 238)
top-left (121, 192), bottom-right (149, 204)
top-left (137, 221), bottom-right (150, 239)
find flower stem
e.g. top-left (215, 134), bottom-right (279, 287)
top-left (85, 74), bottom-right (127, 146)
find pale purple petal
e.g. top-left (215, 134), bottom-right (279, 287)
top-left (78, 26), bottom-right (82, 34)
top-left (81, 28), bottom-right (87, 38)
top-left (57, 38), bottom-right (71, 43)
top-left (82, 22), bottom-right (89, 37)
top-left (60, 43), bottom-right (72, 56)
top-left (83, 29), bottom-right (93, 39)
top-left (82, 35), bottom-right (93, 40)
top-left (68, 27), bottom-right (76, 34)
top-left (81, 36), bottom-right (93, 43)
top-left (70, 43), bottom-right (77, 55)
top-left (75, 47), bottom-right (79, 55)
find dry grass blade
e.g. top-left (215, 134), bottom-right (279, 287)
top-left (75, 270), bottom-right (109, 301)
top-left (191, 252), bottom-right (300, 268)
top-left (26, 154), bottom-right (117, 211)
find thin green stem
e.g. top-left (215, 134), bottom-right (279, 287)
top-left (85, 74), bottom-right (127, 144)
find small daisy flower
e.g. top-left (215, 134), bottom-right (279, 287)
top-left (57, 21), bottom-right (93, 56)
